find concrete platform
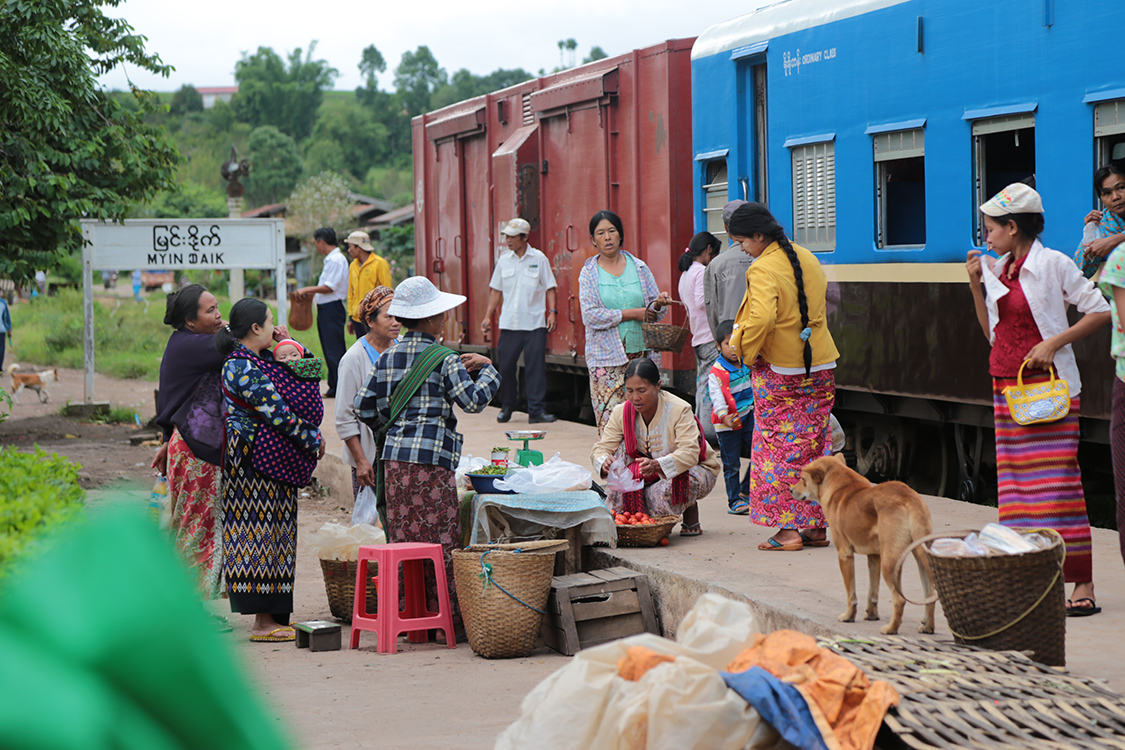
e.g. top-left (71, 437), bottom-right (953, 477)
top-left (318, 399), bottom-right (1125, 694)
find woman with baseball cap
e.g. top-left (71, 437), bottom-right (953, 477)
top-left (355, 276), bottom-right (499, 638)
top-left (966, 182), bottom-right (1110, 616)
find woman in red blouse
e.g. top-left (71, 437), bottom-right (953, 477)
top-left (966, 183), bottom-right (1110, 617)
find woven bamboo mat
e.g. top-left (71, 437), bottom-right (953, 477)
top-left (819, 636), bottom-right (1125, 749)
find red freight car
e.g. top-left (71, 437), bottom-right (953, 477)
top-left (412, 39), bottom-right (696, 421)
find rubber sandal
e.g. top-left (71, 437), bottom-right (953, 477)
top-left (210, 613), bottom-right (234, 633)
top-left (680, 523), bottom-right (703, 537)
top-left (758, 536), bottom-right (804, 551)
top-left (799, 532), bottom-right (830, 548)
top-left (249, 626), bottom-right (295, 642)
top-left (1065, 598), bottom-right (1102, 617)
top-left (727, 499), bottom-right (750, 515)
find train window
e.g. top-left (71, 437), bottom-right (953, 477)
top-left (1095, 99), bottom-right (1125, 166)
top-left (792, 141), bottom-right (836, 252)
top-left (972, 113), bottom-right (1036, 245)
top-left (873, 129), bottom-right (925, 248)
top-left (703, 161), bottom-right (729, 241)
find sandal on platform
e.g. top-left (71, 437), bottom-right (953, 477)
top-left (758, 536), bottom-right (803, 552)
top-left (799, 532), bottom-right (830, 548)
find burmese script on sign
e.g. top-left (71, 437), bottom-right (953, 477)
top-left (81, 218), bottom-right (284, 271)
top-left (783, 46), bottom-right (837, 77)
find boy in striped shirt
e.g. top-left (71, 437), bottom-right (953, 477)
top-left (708, 320), bottom-right (754, 514)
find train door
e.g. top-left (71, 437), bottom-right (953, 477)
top-left (538, 104), bottom-right (610, 358)
top-left (433, 137), bottom-right (464, 343)
top-left (735, 59), bottom-right (769, 207)
top-left (459, 133), bottom-right (491, 348)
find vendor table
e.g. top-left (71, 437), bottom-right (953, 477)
top-left (464, 490), bottom-right (617, 574)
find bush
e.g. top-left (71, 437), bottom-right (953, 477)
top-left (0, 447), bottom-right (85, 579)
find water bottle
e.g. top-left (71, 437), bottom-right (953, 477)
top-left (149, 476), bottom-right (168, 524)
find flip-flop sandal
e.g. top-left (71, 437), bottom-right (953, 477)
top-left (249, 626), bottom-right (295, 642)
top-left (758, 536), bottom-right (804, 551)
top-left (210, 613), bottom-right (234, 633)
top-left (680, 523), bottom-right (703, 537)
top-left (727, 499), bottom-right (750, 515)
top-left (799, 532), bottom-right (830, 548)
top-left (1065, 598), bottom-right (1102, 617)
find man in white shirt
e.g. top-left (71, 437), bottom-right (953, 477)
top-left (295, 227), bottom-right (349, 398)
top-left (481, 218), bottom-right (558, 423)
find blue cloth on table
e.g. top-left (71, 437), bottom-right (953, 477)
top-left (720, 667), bottom-right (830, 750)
top-left (469, 490), bottom-right (616, 546)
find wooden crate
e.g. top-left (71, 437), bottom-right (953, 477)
top-left (540, 567), bottom-right (659, 656)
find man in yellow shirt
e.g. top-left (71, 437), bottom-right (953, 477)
top-left (344, 230), bottom-right (393, 337)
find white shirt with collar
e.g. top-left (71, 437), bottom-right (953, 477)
top-left (488, 246), bottom-right (557, 331)
top-left (314, 247), bottom-right (349, 305)
top-left (980, 239), bottom-right (1109, 396)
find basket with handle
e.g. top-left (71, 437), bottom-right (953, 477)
top-left (319, 558), bottom-right (377, 622)
top-left (893, 527), bottom-right (1066, 666)
top-left (641, 300), bottom-right (691, 353)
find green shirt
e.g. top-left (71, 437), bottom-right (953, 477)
top-left (597, 255), bottom-right (646, 354)
top-left (1098, 242), bottom-right (1125, 383)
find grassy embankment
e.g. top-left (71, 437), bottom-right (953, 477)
top-left (9, 288), bottom-right (325, 382)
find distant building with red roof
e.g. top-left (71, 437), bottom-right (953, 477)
top-left (196, 86), bottom-right (238, 109)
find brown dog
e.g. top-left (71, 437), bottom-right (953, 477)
top-left (8, 363), bottom-right (59, 404)
top-left (792, 454), bottom-right (935, 634)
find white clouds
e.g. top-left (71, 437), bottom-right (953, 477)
top-left (97, 0), bottom-right (758, 92)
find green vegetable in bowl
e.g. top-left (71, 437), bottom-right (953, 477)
top-left (491, 446), bottom-right (509, 453)
top-left (468, 465), bottom-right (508, 475)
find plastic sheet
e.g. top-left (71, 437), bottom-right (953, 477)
top-left (351, 485), bottom-right (379, 527)
top-left (605, 456), bottom-right (644, 494)
top-left (300, 521), bottom-right (385, 562)
top-left (493, 455), bottom-right (593, 493)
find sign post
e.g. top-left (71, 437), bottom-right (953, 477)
top-left (80, 218), bottom-right (287, 404)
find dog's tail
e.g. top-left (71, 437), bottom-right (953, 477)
top-left (6, 363), bottom-right (20, 376)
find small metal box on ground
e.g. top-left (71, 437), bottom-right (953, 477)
top-left (294, 620), bottom-right (342, 652)
top-left (540, 567), bottom-right (659, 656)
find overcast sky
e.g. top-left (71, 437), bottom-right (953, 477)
top-left (97, 0), bottom-right (761, 92)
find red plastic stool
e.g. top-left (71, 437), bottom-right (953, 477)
top-left (349, 542), bottom-right (457, 654)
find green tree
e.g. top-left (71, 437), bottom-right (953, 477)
top-left (233, 43), bottom-right (338, 139)
top-left (584, 46), bottom-right (608, 64)
top-left (431, 67), bottom-right (533, 110)
top-left (307, 100), bottom-right (389, 178)
top-left (129, 181), bottom-right (228, 219)
top-left (246, 125), bottom-right (303, 206)
top-left (170, 84), bottom-right (203, 115)
top-left (356, 44), bottom-right (386, 107)
top-left (303, 139), bottom-right (348, 177)
top-left (0, 0), bottom-right (179, 282)
top-left (393, 46), bottom-right (447, 116)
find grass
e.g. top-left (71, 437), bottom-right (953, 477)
top-left (9, 288), bottom-right (324, 382)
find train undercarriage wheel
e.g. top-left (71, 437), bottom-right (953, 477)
top-left (953, 423), bottom-right (985, 504)
top-left (843, 416), bottom-right (952, 498)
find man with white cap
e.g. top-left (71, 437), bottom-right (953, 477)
top-left (481, 217), bottom-right (558, 423)
top-left (703, 200), bottom-right (754, 340)
top-left (354, 276), bottom-right (499, 637)
top-left (343, 230), bottom-right (393, 339)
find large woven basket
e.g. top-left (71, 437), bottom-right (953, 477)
top-left (615, 514), bottom-right (680, 547)
top-left (452, 540), bottom-right (568, 658)
top-left (914, 528), bottom-right (1066, 666)
top-left (319, 558), bottom-right (377, 622)
top-left (641, 301), bottom-right (691, 353)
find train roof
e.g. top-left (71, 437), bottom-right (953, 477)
top-left (691, 0), bottom-right (910, 61)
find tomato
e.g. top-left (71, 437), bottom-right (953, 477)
top-left (659, 537), bottom-right (670, 546)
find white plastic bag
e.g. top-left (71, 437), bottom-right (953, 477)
top-left (456, 454), bottom-right (488, 491)
top-left (605, 456), bottom-right (644, 494)
top-left (493, 455), bottom-right (593, 493)
top-left (300, 521), bottom-right (386, 561)
top-left (979, 522), bottom-right (1040, 555)
top-left (930, 532), bottom-right (989, 557)
top-left (352, 485), bottom-right (379, 527)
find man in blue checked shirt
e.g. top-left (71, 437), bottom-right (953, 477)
top-left (354, 276), bottom-right (499, 638)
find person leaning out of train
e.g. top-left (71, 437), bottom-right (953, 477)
top-left (966, 182), bottom-right (1110, 617)
top-left (727, 202), bottom-right (840, 552)
top-left (1074, 160), bottom-right (1125, 279)
top-left (578, 209), bottom-right (672, 433)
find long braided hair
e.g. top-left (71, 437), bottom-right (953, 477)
top-left (728, 203), bottom-right (813, 377)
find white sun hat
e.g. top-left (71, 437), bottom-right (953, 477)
top-left (386, 276), bottom-right (466, 319)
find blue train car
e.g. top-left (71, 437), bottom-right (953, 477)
top-left (692, 0), bottom-right (1125, 497)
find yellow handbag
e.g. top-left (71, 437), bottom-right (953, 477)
top-left (1002, 362), bottom-right (1070, 426)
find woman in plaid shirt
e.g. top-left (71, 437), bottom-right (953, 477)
top-left (355, 277), bottom-right (499, 637)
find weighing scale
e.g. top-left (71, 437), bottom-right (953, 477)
top-left (506, 430), bottom-right (546, 467)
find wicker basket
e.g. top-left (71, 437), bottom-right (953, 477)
top-left (452, 540), bottom-right (568, 658)
top-left (615, 514), bottom-right (680, 547)
top-left (641, 301), bottom-right (691, 353)
top-left (918, 528), bottom-right (1066, 666)
top-left (319, 558), bottom-right (377, 623)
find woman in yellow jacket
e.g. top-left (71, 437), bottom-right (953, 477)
top-left (728, 203), bottom-right (840, 551)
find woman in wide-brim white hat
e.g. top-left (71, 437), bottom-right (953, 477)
top-left (354, 276), bottom-right (499, 638)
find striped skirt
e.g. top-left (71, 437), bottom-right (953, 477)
top-left (748, 361), bottom-right (835, 530)
top-left (167, 428), bottom-right (223, 600)
top-left (993, 376), bottom-right (1092, 582)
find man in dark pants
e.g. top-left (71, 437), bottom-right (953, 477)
top-left (295, 227), bottom-right (349, 398)
top-left (481, 218), bottom-right (558, 423)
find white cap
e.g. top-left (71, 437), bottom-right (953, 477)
top-left (343, 230), bottom-right (375, 252)
top-left (500, 218), bottom-right (531, 236)
top-left (980, 183), bottom-right (1044, 216)
top-left (385, 276), bottom-right (465, 320)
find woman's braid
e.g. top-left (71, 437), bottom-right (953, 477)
top-left (775, 229), bottom-right (812, 377)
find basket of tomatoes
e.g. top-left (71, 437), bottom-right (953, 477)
top-left (613, 511), bottom-right (680, 547)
